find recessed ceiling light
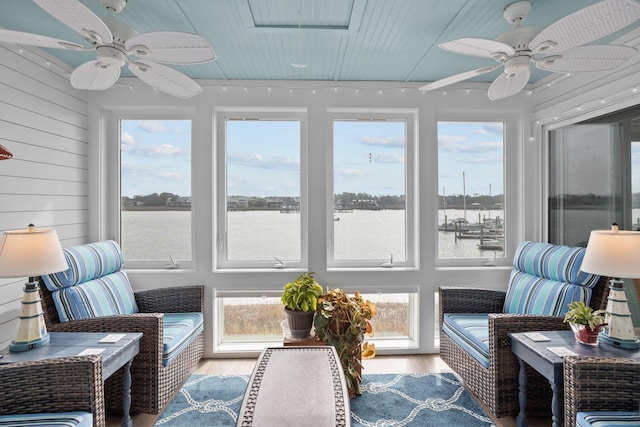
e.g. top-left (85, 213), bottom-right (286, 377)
top-left (291, 63), bottom-right (307, 68)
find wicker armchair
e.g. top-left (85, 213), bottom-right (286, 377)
top-left (0, 355), bottom-right (105, 427)
top-left (563, 356), bottom-right (640, 427)
top-left (438, 242), bottom-right (609, 419)
top-left (38, 282), bottom-right (204, 415)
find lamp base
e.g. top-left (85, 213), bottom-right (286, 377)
top-left (9, 332), bottom-right (50, 352)
top-left (599, 332), bottom-right (640, 350)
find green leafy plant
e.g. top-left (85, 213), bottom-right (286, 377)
top-left (281, 272), bottom-right (323, 312)
top-left (314, 288), bottom-right (377, 398)
top-left (563, 301), bottom-right (607, 329)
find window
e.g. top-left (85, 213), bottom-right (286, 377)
top-left (215, 109), bottom-right (307, 269)
top-left (215, 293), bottom-right (285, 347)
top-left (548, 106), bottom-right (640, 243)
top-left (328, 110), bottom-right (417, 268)
top-left (214, 289), bottom-right (418, 351)
top-left (547, 106), bottom-right (640, 326)
top-left (437, 121), bottom-right (504, 260)
top-left (119, 119), bottom-right (192, 264)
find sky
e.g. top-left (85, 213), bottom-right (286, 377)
top-left (119, 119), bottom-right (505, 198)
top-left (121, 119), bottom-right (192, 198)
top-left (438, 121), bottom-right (504, 197)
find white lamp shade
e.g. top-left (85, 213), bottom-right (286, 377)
top-left (0, 226), bottom-right (68, 278)
top-left (581, 227), bottom-right (640, 279)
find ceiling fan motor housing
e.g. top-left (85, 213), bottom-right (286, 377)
top-left (504, 55), bottom-right (529, 76)
top-left (96, 45), bottom-right (126, 67)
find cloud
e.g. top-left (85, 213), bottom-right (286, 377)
top-left (358, 135), bottom-right (404, 148)
top-left (464, 154), bottom-right (503, 164)
top-left (121, 132), bottom-right (135, 145)
top-left (156, 171), bottom-right (181, 179)
top-left (137, 120), bottom-right (174, 133)
top-left (438, 135), bottom-right (502, 153)
top-left (439, 135), bottom-right (467, 144)
top-left (228, 152), bottom-right (299, 169)
top-left (371, 152), bottom-right (404, 164)
top-left (337, 168), bottom-right (365, 177)
top-left (121, 162), bottom-right (186, 181)
top-left (474, 123), bottom-right (504, 135)
top-left (120, 161), bottom-right (149, 174)
top-left (122, 143), bottom-right (189, 158)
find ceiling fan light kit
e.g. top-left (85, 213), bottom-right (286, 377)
top-left (420, 0), bottom-right (640, 100)
top-left (0, 0), bottom-right (215, 98)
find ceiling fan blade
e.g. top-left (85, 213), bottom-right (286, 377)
top-left (0, 29), bottom-right (84, 50)
top-left (128, 60), bottom-right (203, 98)
top-left (536, 45), bottom-right (637, 73)
top-left (125, 32), bottom-right (216, 64)
top-left (419, 65), bottom-right (500, 91)
top-left (70, 60), bottom-right (120, 90)
top-left (530, 0), bottom-right (640, 54)
top-left (34, 0), bottom-right (113, 44)
top-left (488, 68), bottom-right (530, 100)
top-left (439, 37), bottom-right (515, 59)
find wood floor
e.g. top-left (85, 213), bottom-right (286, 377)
top-left (109, 354), bottom-right (551, 427)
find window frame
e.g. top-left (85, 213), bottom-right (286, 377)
top-left (214, 107), bottom-right (309, 270)
top-left (107, 110), bottom-right (196, 270)
top-left (326, 108), bottom-right (418, 270)
top-left (435, 111), bottom-right (520, 268)
top-left (213, 287), bottom-right (420, 354)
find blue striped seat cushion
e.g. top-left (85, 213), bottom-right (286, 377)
top-left (503, 241), bottom-right (600, 317)
top-left (50, 270), bottom-right (138, 322)
top-left (442, 313), bottom-right (489, 368)
top-left (163, 313), bottom-right (204, 366)
top-left (577, 411), bottom-right (640, 427)
top-left (0, 412), bottom-right (93, 427)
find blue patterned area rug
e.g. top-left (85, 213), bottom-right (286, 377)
top-left (155, 372), bottom-right (494, 426)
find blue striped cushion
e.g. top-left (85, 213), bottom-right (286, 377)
top-left (42, 240), bottom-right (124, 290)
top-left (442, 313), bottom-right (489, 368)
top-left (50, 270), bottom-right (138, 322)
top-left (512, 241), bottom-right (598, 287)
top-left (503, 270), bottom-right (592, 316)
top-left (163, 313), bottom-right (203, 366)
top-left (577, 411), bottom-right (640, 427)
top-left (0, 412), bottom-right (93, 427)
top-left (503, 241), bottom-right (600, 316)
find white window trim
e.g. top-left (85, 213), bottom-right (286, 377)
top-left (326, 108), bottom-right (418, 270)
top-left (105, 109), bottom-right (196, 270)
top-left (213, 287), bottom-right (420, 355)
top-left (435, 110), bottom-right (522, 268)
top-left (213, 107), bottom-right (309, 271)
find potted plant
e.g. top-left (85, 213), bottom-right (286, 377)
top-left (563, 301), bottom-right (608, 346)
top-left (314, 288), bottom-right (377, 398)
top-left (281, 272), bottom-right (324, 338)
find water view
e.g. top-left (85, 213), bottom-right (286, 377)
top-left (121, 208), bottom-right (506, 261)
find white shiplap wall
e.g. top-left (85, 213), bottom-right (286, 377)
top-left (0, 45), bottom-right (88, 350)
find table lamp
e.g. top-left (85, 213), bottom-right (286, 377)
top-left (581, 224), bottom-right (640, 349)
top-left (0, 224), bottom-right (68, 352)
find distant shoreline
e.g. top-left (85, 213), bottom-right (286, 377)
top-left (122, 206), bottom-right (410, 211)
top-left (123, 206), bottom-right (190, 211)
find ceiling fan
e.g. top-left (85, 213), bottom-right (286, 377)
top-left (0, 0), bottom-right (216, 98)
top-left (419, 0), bottom-right (640, 100)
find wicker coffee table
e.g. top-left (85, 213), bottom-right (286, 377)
top-left (237, 346), bottom-right (351, 427)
